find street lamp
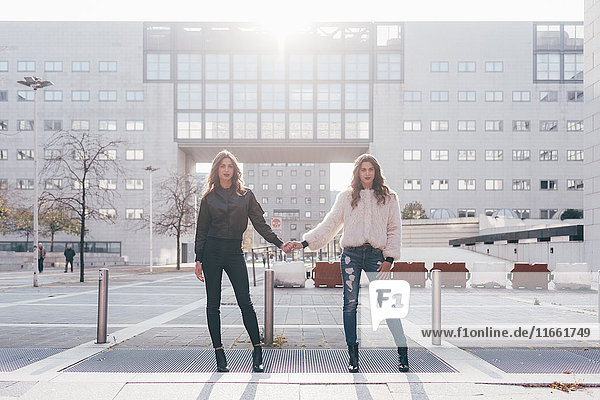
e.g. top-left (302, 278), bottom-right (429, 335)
top-left (17, 77), bottom-right (53, 288)
top-left (144, 166), bottom-right (159, 273)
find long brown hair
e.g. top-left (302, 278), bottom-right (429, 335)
top-left (202, 150), bottom-right (247, 198)
top-left (350, 154), bottom-right (390, 209)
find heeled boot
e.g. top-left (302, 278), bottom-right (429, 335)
top-left (398, 346), bottom-right (409, 372)
top-left (215, 348), bottom-right (229, 372)
top-left (252, 345), bottom-right (264, 372)
top-left (347, 343), bottom-right (359, 373)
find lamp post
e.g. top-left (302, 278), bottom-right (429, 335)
top-left (144, 166), bottom-right (159, 273)
top-left (17, 77), bottom-right (53, 288)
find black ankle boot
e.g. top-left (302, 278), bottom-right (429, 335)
top-left (347, 344), bottom-right (359, 373)
top-left (398, 347), bottom-right (409, 372)
top-left (215, 348), bottom-right (229, 372)
top-left (252, 345), bottom-right (264, 372)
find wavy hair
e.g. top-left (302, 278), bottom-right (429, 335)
top-left (349, 154), bottom-right (390, 209)
top-left (202, 150), bottom-right (247, 198)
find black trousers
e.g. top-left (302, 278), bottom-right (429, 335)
top-left (38, 258), bottom-right (43, 273)
top-left (202, 237), bottom-right (260, 348)
top-left (65, 260), bottom-right (73, 272)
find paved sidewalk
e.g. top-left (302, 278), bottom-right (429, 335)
top-left (1, 262), bottom-right (599, 399)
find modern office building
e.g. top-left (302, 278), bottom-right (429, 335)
top-left (0, 21), bottom-right (585, 263)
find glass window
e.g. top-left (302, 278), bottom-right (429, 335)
top-left (290, 84), bottom-right (313, 109)
top-left (567, 120), bottom-right (584, 131)
top-left (458, 209), bottom-right (476, 218)
top-left (458, 61), bottom-right (476, 72)
top-left (177, 54), bottom-right (202, 80)
top-left (536, 54), bottom-right (560, 80)
top-left (430, 61), bottom-right (449, 72)
top-left (17, 61), bottom-right (35, 72)
top-left (317, 113), bottom-right (342, 139)
top-left (45, 120), bottom-right (63, 131)
top-left (458, 91), bottom-right (476, 102)
top-left (345, 113), bottom-right (369, 138)
top-left (125, 209), bottom-right (144, 219)
top-left (512, 120), bottom-right (530, 131)
top-left (513, 209), bottom-right (530, 219)
top-left (403, 179), bottom-right (421, 190)
top-left (430, 120), bottom-right (449, 131)
top-left (564, 24), bottom-right (584, 49)
top-left (17, 120), bottom-right (34, 131)
top-left (233, 55), bottom-right (257, 80)
top-left (126, 91), bottom-right (144, 101)
top-left (539, 91), bottom-right (558, 102)
top-left (458, 150), bottom-right (476, 161)
top-left (458, 179), bottom-right (476, 191)
top-left (377, 54), bottom-right (402, 80)
top-left (564, 54), bottom-right (583, 80)
top-left (99, 61), bottom-right (117, 72)
top-left (540, 209), bottom-right (558, 219)
top-left (485, 150), bottom-right (503, 161)
top-left (305, 184), bottom-right (312, 190)
top-left (0, 90), bottom-right (7, 101)
top-left (403, 120), bottom-right (421, 131)
top-left (485, 91), bottom-right (503, 102)
top-left (485, 179), bottom-right (503, 191)
top-left (430, 179), bottom-right (449, 191)
top-left (458, 120), bottom-right (476, 131)
top-left (98, 120), bottom-right (117, 131)
top-left (45, 178), bottom-right (63, 189)
top-left (377, 24), bottom-right (402, 46)
top-left (177, 113), bottom-right (202, 138)
top-left (262, 170), bottom-right (269, 176)
top-left (71, 90), bottom-right (90, 101)
top-left (539, 150), bottom-right (558, 161)
top-left (233, 113), bottom-right (258, 139)
top-left (305, 211), bottom-right (311, 218)
top-left (512, 91), bottom-right (530, 102)
top-left (540, 180), bottom-right (558, 190)
top-left (430, 150), bottom-right (449, 161)
top-left (305, 197), bottom-right (311, 204)
top-left (126, 120), bottom-right (144, 131)
top-left (72, 61), bottom-right (90, 72)
top-left (17, 149), bottom-right (34, 159)
top-left (345, 54), bottom-right (369, 80)
top-left (0, 61), bottom-right (8, 72)
top-left (567, 179), bottom-right (584, 190)
top-left (317, 55), bottom-right (342, 80)
top-left (485, 120), bottom-right (503, 131)
top-left (289, 113), bottom-right (313, 139)
top-left (233, 84), bottom-right (257, 109)
top-left (403, 91), bottom-right (421, 102)
top-left (567, 91), bottom-right (584, 102)
top-left (125, 179), bottom-right (144, 190)
top-left (147, 54), bottom-right (171, 80)
top-left (260, 113), bottom-right (285, 139)
top-left (512, 150), bottom-right (531, 161)
top-left (205, 83), bottom-right (230, 109)
top-left (430, 91), bottom-right (449, 102)
top-left (17, 179), bottom-right (34, 189)
top-left (345, 83), bottom-right (369, 108)
top-left (276, 182), bottom-right (283, 188)
top-left (205, 113), bottom-right (230, 138)
top-left (98, 209), bottom-right (117, 219)
top-left (512, 179), bottom-right (531, 191)
top-left (485, 61), bottom-right (503, 72)
top-left (126, 150), bottom-right (144, 160)
top-left (0, 179), bottom-right (7, 190)
top-left (403, 150), bottom-right (421, 161)
top-left (0, 120), bottom-right (7, 131)
top-left (317, 84), bottom-right (341, 109)
top-left (99, 179), bottom-right (117, 190)
top-left (17, 91), bottom-right (34, 101)
top-left (177, 84), bottom-right (202, 109)
top-left (540, 120), bottom-right (558, 132)
top-left (261, 55), bottom-right (285, 80)
top-left (98, 90), bottom-right (117, 102)
top-left (262, 183), bottom-right (269, 190)
top-left (71, 120), bottom-right (90, 131)
top-left (567, 150), bottom-right (584, 161)
top-left (44, 61), bottom-right (62, 72)
top-left (261, 84), bottom-right (285, 109)
top-left (44, 90), bottom-right (62, 102)
top-left (289, 55), bottom-right (313, 80)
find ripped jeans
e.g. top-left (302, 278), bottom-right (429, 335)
top-left (340, 245), bottom-right (407, 347)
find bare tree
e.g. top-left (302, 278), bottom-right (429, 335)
top-left (41, 130), bottom-right (123, 282)
top-left (153, 173), bottom-right (198, 270)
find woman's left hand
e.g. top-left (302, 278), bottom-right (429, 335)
top-left (376, 261), bottom-right (392, 280)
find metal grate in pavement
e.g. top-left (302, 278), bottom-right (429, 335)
top-left (568, 349), bottom-right (600, 363)
top-left (63, 348), bottom-right (456, 373)
top-left (0, 348), bottom-right (63, 372)
top-left (465, 348), bottom-right (600, 374)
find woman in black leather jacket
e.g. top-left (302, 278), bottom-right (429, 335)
top-left (195, 150), bottom-right (288, 373)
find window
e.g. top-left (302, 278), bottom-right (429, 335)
top-left (71, 90), bottom-right (90, 101)
top-left (403, 120), bottom-right (422, 131)
top-left (174, 113), bottom-right (199, 138)
top-left (458, 61), bottom-right (476, 72)
top-left (0, 120), bottom-right (6, 131)
top-left (485, 120), bottom-right (503, 131)
top-left (44, 61), bottom-right (62, 72)
top-left (345, 54), bottom-right (369, 80)
top-left (125, 209), bottom-right (144, 219)
top-left (430, 61), bottom-right (449, 72)
top-left (99, 61), bottom-right (117, 72)
top-left (98, 120), bottom-right (117, 131)
top-left (290, 223), bottom-right (297, 230)
top-left (485, 179), bottom-right (503, 191)
top-left (564, 54), bottom-right (583, 80)
top-left (430, 120), bottom-right (449, 131)
top-left (458, 150), bottom-right (476, 161)
top-left (0, 149), bottom-right (7, 160)
top-left (126, 91), bottom-right (144, 102)
top-left (540, 179), bottom-right (558, 190)
top-left (177, 54), bottom-right (202, 80)
top-left (177, 84), bottom-right (202, 109)
top-left (485, 61), bottom-right (503, 72)
top-left (261, 84), bottom-right (285, 109)
top-left (17, 61), bottom-right (35, 72)
top-left (458, 91), bottom-right (476, 102)
top-left (567, 179), bottom-right (584, 191)
top-left (233, 113), bottom-right (258, 139)
top-left (319, 184), bottom-right (326, 190)
top-left (44, 90), bottom-right (62, 102)
top-left (458, 179), bottom-right (476, 191)
top-left (0, 91), bottom-right (6, 101)
top-left (317, 55), bottom-right (342, 80)
top-left (276, 170), bottom-right (283, 177)
top-left (146, 54), bottom-right (170, 80)
top-left (71, 120), bottom-right (90, 131)
top-left (377, 24), bottom-right (402, 46)
top-left (567, 120), bottom-right (583, 131)
top-left (261, 113), bottom-right (286, 139)
top-left (205, 83), bottom-right (230, 109)
top-left (345, 83), bottom-right (369, 108)
top-left (377, 54), bottom-right (402, 80)
top-left (17, 91), bottom-right (34, 101)
top-left (567, 91), bottom-right (583, 102)
top-left (485, 150), bottom-right (503, 161)
top-left (276, 183), bottom-right (283, 190)
top-left (72, 61), bottom-right (90, 72)
top-left (539, 91), bottom-right (558, 102)
top-left (99, 90), bottom-right (117, 102)
top-left (430, 179), bottom-right (449, 191)
top-left (512, 150), bottom-right (531, 161)
top-left (17, 149), bottom-right (34, 160)
top-left (17, 120), bottom-right (34, 131)
top-left (0, 179), bottom-right (6, 190)
top-left (289, 55), bottom-right (313, 80)
top-left (247, 170), bottom-right (255, 177)
top-left (458, 120), bottom-right (476, 131)
top-left (404, 91), bottom-right (421, 102)
top-left (403, 150), bottom-right (421, 161)
top-left (247, 184), bottom-right (254, 190)
top-left (513, 209), bottom-right (530, 219)
top-left (305, 170), bottom-right (312, 177)
top-left (44, 179), bottom-right (62, 190)
top-left (539, 150), bottom-right (558, 161)
top-left (305, 197), bottom-right (311, 204)
top-left (567, 150), bottom-right (584, 161)
top-left (17, 179), bottom-right (34, 189)
top-left (233, 55), bottom-right (257, 80)
top-left (262, 170), bottom-right (269, 177)
top-left (125, 179), bottom-right (144, 190)
top-left (126, 120), bottom-right (144, 131)
top-left (99, 179), bottom-right (117, 190)
top-left (540, 120), bottom-right (558, 132)
top-left (512, 91), bottom-right (530, 102)
top-left (345, 113), bottom-right (369, 139)
top-left (430, 150), bottom-right (449, 161)
top-left (430, 91), bottom-right (449, 102)
top-left (485, 91), bottom-right (503, 102)
top-left (319, 170), bottom-right (326, 177)
top-left (233, 84), bottom-right (258, 109)
top-left (259, 55), bottom-right (285, 80)
top-left (316, 84), bottom-right (342, 110)
top-left (126, 150), bottom-right (144, 160)
top-left (0, 61), bottom-right (7, 71)
top-left (564, 24), bottom-right (584, 49)
top-left (458, 209), bottom-right (476, 218)
top-left (289, 113), bottom-right (313, 139)
top-left (305, 211), bottom-right (311, 218)
top-left (276, 197), bottom-right (283, 204)
top-left (536, 54), bottom-right (560, 80)
top-left (290, 84), bottom-right (314, 109)
top-left (291, 197), bottom-right (297, 204)
top-left (99, 209), bottom-right (117, 219)
top-left (319, 197), bottom-right (326, 204)
top-left (512, 120), bottom-right (530, 131)
top-left (305, 184), bottom-right (311, 190)
top-left (44, 120), bottom-right (62, 131)
top-left (291, 171), bottom-right (297, 177)
top-left (540, 209), bottom-right (558, 219)
top-left (512, 179), bottom-right (531, 191)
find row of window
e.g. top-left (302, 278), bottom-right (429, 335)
top-left (402, 119), bottom-right (583, 132)
top-left (4, 90), bottom-right (144, 103)
top-left (256, 196), bottom-right (327, 205)
top-left (436, 208), bottom-right (578, 220)
top-left (403, 149), bottom-right (584, 162)
top-left (403, 90), bottom-right (583, 103)
top-left (0, 149), bottom-right (144, 161)
top-left (402, 179), bottom-right (583, 191)
top-left (246, 183), bottom-right (327, 191)
top-left (0, 60), bottom-right (117, 73)
top-left (247, 169), bottom-right (327, 177)
top-left (1, 179), bottom-right (145, 191)
top-left (0, 120), bottom-right (145, 132)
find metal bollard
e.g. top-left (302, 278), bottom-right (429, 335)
top-left (264, 268), bottom-right (274, 345)
top-left (97, 268), bottom-right (109, 344)
top-left (431, 269), bottom-right (441, 345)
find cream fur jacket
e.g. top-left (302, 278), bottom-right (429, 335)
top-left (303, 188), bottom-right (402, 260)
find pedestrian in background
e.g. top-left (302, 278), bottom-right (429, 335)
top-left (64, 244), bottom-right (75, 273)
top-left (37, 243), bottom-right (46, 273)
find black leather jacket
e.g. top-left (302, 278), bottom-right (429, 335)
top-left (195, 186), bottom-right (283, 262)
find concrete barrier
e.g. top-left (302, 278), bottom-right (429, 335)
top-left (273, 261), bottom-right (306, 288)
top-left (470, 262), bottom-right (508, 288)
top-left (510, 263), bottom-right (550, 290)
top-left (312, 261), bottom-right (342, 288)
top-left (0, 251), bottom-right (27, 271)
top-left (552, 262), bottom-right (592, 290)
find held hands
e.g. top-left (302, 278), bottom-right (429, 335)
top-left (376, 261), bottom-right (392, 280)
top-left (281, 241), bottom-right (303, 253)
top-left (195, 261), bottom-right (205, 282)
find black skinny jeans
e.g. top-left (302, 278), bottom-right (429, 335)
top-left (202, 237), bottom-right (260, 348)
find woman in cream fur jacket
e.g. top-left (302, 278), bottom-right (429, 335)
top-left (290, 154), bottom-right (408, 373)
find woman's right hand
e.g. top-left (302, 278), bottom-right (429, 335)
top-left (195, 261), bottom-right (205, 282)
